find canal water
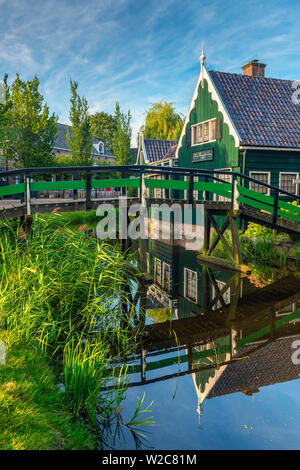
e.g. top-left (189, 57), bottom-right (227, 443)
top-left (108, 237), bottom-right (300, 450)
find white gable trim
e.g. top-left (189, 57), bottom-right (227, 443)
top-left (136, 131), bottom-right (149, 164)
top-left (175, 66), bottom-right (240, 158)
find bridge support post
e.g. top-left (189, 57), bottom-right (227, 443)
top-left (199, 206), bottom-right (249, 273)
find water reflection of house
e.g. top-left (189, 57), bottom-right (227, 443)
top-left (144, 241), bottom-right (300, 419)
top-left (207, 337), bottom-right (300, 399)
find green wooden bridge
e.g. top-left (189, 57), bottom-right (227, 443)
top-left (0, 164), bottom-right (300, 268)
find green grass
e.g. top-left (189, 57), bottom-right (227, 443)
top-left (0, 330), bottom-right (96, 450)
top-left (0, 213), bottom-right (152, 449)
top-left (40, 210), bottom-right (100, 229)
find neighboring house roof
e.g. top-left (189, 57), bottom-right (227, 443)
top-left (144, 139), bottom-right (178, 163)
top-left (162, 144), bottom-right (177, 160)
top-left (207, 337), bottom-right (300, 399)
top-left (209, 71), bottom-right (300, 148)
top-left (54, 123), bottom-right (115, 158)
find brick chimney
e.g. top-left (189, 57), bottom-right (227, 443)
top-left (242, 59), bottom-right (266, 78)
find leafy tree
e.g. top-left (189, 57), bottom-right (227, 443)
top-left (143, 100), bottom-right (184, 140)
top-left (66, 79), bottom-right (92, 166)
top-left (112, 102), bottom-right (132, 165)
top-left (0, 74), bottom-right (58, 168)
top-left (90, 112), bottom-right (116, 152)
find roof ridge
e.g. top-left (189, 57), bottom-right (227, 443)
top-left (209, 69), bottom-right (294, 83)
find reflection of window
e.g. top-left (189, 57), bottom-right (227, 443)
top-left (279, 172), bottom-right (298, 195)
top-left (191, 119), bottom-right (217, 146)
top-left (212, 280), bottom-right (231, 310)
top-left (184, 268), bottom-right (197, 303)
top-left (214, 169), bottom-right (231, 202)
top-left (276, 302), bottom-right (297, 317)
top-left (154, 258), bottom-right (162, 284)
top-left (249, 172), bottom-right (270, 195)
top-left (163, 262), bottom-right (171, 292)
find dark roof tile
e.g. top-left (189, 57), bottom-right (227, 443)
top-left (144, 139), bottom-right (177, 163)
top-left (209, 71), bottom-right (300, 148)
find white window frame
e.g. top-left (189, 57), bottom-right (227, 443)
top-left (249, 171), bottom-right (271, 196)
top-left (191, 118), bottom-right (217, 146)
top-left (184, 267), bottom-right (198, 303)
top-left (279, 172), bottom-right (299, 196)
top-left (213, 168), bottom-right (232, 202)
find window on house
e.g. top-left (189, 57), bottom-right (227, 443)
top-left (154, 258), bottom-right (162, 285)
top-left (249, 172), bottom-right (270, 195)
top-left (98, 142), bottom-right (104, 155)
top-left (154, 175), bottom-right (162, 199)
top-left (162, 262), bottom-right (171, 292)
top-left (184, 268), bottom-right (198, 303)
top-left (191, 119), bottom-right (217, 146)
top-left (279, 172), bottom-right (299, 195)
top-left (214, 169), bottom-right (232, 202)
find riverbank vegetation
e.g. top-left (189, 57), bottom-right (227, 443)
top-left (213, 221), bottom-right (297, 268)
top-left (0, 213), bottom-right (152, 449)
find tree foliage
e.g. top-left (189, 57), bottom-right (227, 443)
top-left (0, 74), bottom-right (58, 168)
top-left (90, 112), bottom-right (116, 152)
top-left (143, 100), bottom-right (184, 140)
top-left (112, 102), bottom-right (132, 165)
top-left (66, 80), bottom-right (92, 166)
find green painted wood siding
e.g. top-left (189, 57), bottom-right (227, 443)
top-left (178, 79), bottom-right (238, 171)
top-left (245, 149), bottom-right (300, 199)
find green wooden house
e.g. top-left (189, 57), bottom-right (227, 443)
top-left (176, 55), bottom-right (300, 200)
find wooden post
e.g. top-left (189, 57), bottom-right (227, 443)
top-left (188, 172), bottom-right (194, 204)
top-left (203, 209), bottom-right (211, 254)
top-left (228, 214), bottom-right (242, 265)
top-left (73, 173), bottom-right (78, 200)
top-left (141, 346), bottom-right (146, 383)
top-left (86, 169), bottom-right (92, 211)
top-left (272, 190), bottom-right (279, 227)
top-left (25, 174), bottom-right (31, 216)
top-left (121, 170), bottom-right (127, 197)
top-left (231, 176), bottom-right (239, 211)
top-left (140, 171), bottom-right (146, 206)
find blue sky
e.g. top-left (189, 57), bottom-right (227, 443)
top-left (1, 0), bottom-right (300, 144)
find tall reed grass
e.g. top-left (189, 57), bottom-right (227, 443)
top-left (0, 213), bottom-right (152, 446)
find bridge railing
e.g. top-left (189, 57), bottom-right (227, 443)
top-left (0, 165), bottom-right (300, 225)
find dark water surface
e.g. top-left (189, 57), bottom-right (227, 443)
top-left (113, 240), bottom-right (300, 450)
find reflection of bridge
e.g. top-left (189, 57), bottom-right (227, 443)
top-left (142, 273), bottom-right (300, 352)
top-left (102, 268), bottom-right (300, 390)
